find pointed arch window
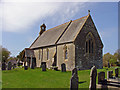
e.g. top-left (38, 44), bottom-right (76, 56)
top-left (47, 49), bottom-right (49, 60)
top-left (65, 49), bottom-right (68, 59)
top-left (39, 49), bottom-right (41, 60)
top-left (85, 32), bottom-right (95, 54)
top-left (92, 42), bottom-right (94, 53)
top-left (64, 45), bottom-right (68, 60)
top-left (86, 41), bottom-right (88, 53)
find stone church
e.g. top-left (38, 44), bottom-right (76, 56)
top-left (23, 11), bottom-right (103, 71)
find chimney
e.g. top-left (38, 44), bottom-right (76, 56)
top-left (39, 23), bottom-right (46, 35)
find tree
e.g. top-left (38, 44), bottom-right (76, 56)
top-left (17, 50), bottom-right (24, 62)
top-left (1, 46), bottom-right (11, 63)
top-left (7, 57), bottom-right (17, 61)
top-left (103, 53), bottom-right (115, 67)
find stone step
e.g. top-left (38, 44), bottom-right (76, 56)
top-left (97, 84), bottom-right (120, 89)
top-left (107, 82), bottom-right (120, 87)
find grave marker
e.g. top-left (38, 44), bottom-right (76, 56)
top-left (89, 66), bottom-right (97, 90)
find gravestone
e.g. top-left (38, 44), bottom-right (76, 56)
top-left (89, 66), bottom-right (97, 90)
top-left (98, 72), bottom-right (107, 85)
top-left (24, 62), bottom-right (28, 70)
top-left (41, 62), bottom-right (46, 71)
top-left (30, 57), bottom-right (34, 69)
top-left (115, 68), bottom-right (119, 77)
top-left (2, 62), bottom-right (6, 70)
top-left (8, 62), bottom-right (12, 70)
top-left (108, 62), bottom-right (110, 68)
top-left (13, 64), bottom-right (15, 69)
top-left (61, 63), bottom-right (66, 72)
top-left (70, 68), bottom-right (79, 90)
top-left (107, 71), bottom-right (113, 79)
top-left (70, 73), bottom-right (78, 90)
top-left (72, 68), bottom-right (78, 76)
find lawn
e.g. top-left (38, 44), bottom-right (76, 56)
top-left (2, 67), bottom-right (119, 88)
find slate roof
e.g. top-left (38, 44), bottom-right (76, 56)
top-left (58, 16), bottom-right (87, 44)
top-left (24, 48), bottom-right (35, 57)
top-left (30, 15), bottom-right (89, 49)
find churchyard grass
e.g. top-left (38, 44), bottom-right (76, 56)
top-left (2, 67), bottom-right (119, 88)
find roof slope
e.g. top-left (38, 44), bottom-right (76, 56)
top-left (25, 49), bottom-right (35, 57)
top-left (30, 15), bottom-right (88, 49)
top-left (57, 16), bottom-right (88, 44)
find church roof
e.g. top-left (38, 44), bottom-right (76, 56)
top-left (24, 48), bottom-right (35, 58)
top-left (30, 15), bottom-right (89, 49)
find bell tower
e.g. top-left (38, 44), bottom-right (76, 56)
top-left (39, 23), bottom-right (46, 35)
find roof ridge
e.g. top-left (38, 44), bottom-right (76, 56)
top-left (44, 21), bottom-right (70, 33)
top-left (43, 15), bottom-right (88, 33)
top-left (72, 15), bottom-right (88, 22)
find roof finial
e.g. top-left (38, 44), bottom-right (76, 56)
top-left (88, 10), bottom-right (90, 15)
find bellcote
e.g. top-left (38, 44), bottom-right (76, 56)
top-left (39, 23), bottom-right (46, 35)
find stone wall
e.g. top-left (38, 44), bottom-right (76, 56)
top-left (57, 43), bottom-right (75, 71)
top-left (34, 46), bottom-right (56, 68)
top-left (74, 15), bottom-right (103, 70)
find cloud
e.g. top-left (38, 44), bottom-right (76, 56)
top-left (1, 1), bottom-right (90, 33)
top-left (1, 2), bottom-right (63, 32)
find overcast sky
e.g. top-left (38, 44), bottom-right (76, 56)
top-left (0, 0), bottom-right (119, 57)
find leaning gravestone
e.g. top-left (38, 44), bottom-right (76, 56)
top-left (89, 66), bottom-right (97, 90)
top-left (41, 62), bottom-right (46, 71)
top-left (115, 68), bottom-right (119, 77)
top-left (2, 62), bottom-right (6, 70)
top-left (61, 63), bottom-right (66, 72)
top-left (70, 68), bottom-right (79, 90)
top-left (8, 62), bottom-right (12, 70)
top-left (98, 71), bottom-right (107, 85)
top-left (72, 68), bottom-right (78, 76)
top-left (70, 73), bottom-right (78, 90)
top-left (107, 70), bottom-right (113, 79)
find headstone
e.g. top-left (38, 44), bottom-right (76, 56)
top-left (24, 62), bottom-right (28, 70)
top-left (89, 66), bottom-right (97, 90)
top-left (107, 71), bottom-right (113, 79)
top-left (61, 63), bottom-right (66, 72)
top-left (72, 68), bottom-right (78, 76)
top-left (41, 62), bottom-right (46, 71)
top-left (2, 62), bottom-right (6, 70)
top-left (70, 73), bottom-right (78, 90)
top-left (98, 72), bottom-right (107, 85)
top-left (8, 62), bottom-right (12, 70)
top-left (115, 68), bottom-right (119, 77)
top-left (108, 62), bottom-right (110, 68)
top-left (30, 56), bottom-right (34, 69)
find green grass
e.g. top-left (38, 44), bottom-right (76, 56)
top-left (2, 67), bottom-right (119, 88)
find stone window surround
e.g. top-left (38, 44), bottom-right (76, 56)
top-left (63, 45), bottom-right (68, 60)
top-left (85, 32), bottom-right (95, 55)
top-left (38, 49), bottom-right (41, 60)
top-left (46, 48), bottom-right (49, 60)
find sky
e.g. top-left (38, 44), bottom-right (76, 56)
top-left (0, 0), bottom-right (119, 57)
